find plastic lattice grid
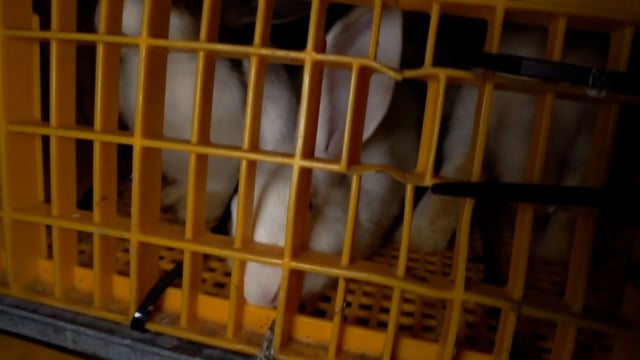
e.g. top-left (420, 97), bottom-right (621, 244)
top-left (37, 175), bottom-right (629, 358)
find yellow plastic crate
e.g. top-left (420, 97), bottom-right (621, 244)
top-left (1, 0), bottom-right (640, 359)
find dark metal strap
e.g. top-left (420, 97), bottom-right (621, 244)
top-left (451, 50), bottom-right (639, 96)
top-left (130, 262), bottom-right (184, 333)
top-left (430, 181), bottom-right (640, 210)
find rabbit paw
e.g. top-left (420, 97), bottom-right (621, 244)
top-left (396, 193), bottom-right (459, 253)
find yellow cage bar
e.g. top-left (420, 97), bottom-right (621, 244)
top-left (1, 0), bottom-right (639, 359)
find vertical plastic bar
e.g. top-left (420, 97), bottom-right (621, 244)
top-left (93, 0), bottom-right (124, 310)
top-left (396, 185), bottom-right (416, 279)
top-left (230, 20), bottom-right (261, 342)
top-left (180, 0), bottom-right (222, 330)
top-left (510, 16), bottom-right (565, 292)
top-left (364, 6), bottom-right (406, 359)
top-left (549, 107), bottom-right (620, 360)
top-left (184, 21), bottom-right (219, 237)
top-left (274, 51), bottom-right (332, 343)
top-left (228, 0), bottom-right (275, 338)
top-left (305, 0), bottom-right (329, 54)
top-left (228, 49), bottom-right (268, 339)
top-left (422, 4), bottom-right (440, 68)
top-left (327, 278), bottom-right (347, 358)
top-left (440, 78), bottom-right (496, 360)
top-left (273, 164), bottom-right (313, 352)
top-left (441, 8), bottom-right (504, 360)
top-left (367, 0), bottom-right (383, 60)
top-left (380, 290), bottom-right (403, 360)
top-left (381, 185), bottom-right (416, 359)
top-left (414, 76), bottom-right (445, 183)
top-left (273, 1), bottom-right (328, 350)
top-left (0, 1), bottom-right (45, 292)
top-left (580, 29), bottom-right (633, 186)
top-left (49, 0), bottom-right (78, 299)
top-left (327, 174), bottom-right (361, 358)
top-left (551, 24), bottom-right (634, 360)
top-left (180, 250), bottom-right (202, 327)
top-left (284, 59), bottom-right (321, 252)
top-left (494, 15), bottom-right (567, 360)
top-left (128, 0), bottom-right (171, 317)
top-left (340, 175), bottom-right (361, 266)
top-left (253, 0), bottom-right (274, 46)
top-left (414, 2), bottom-right (443, 181)
top-left (227, 114), bottom-right (254, 336)
top-left (228, 0), bottom-right (275, 248)
top-left (380, 126), bottom-right (412, 357)
top-left (341, 66), bottom-right (369, 168)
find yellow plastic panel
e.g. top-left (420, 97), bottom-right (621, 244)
top-left (0, 0), bottom-right (638, 359)
top-left (0, 0), bottom-right (49, 297)
top-left (92, 0), bottom-right (124, 311)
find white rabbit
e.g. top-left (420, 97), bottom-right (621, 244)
top-left (230, 6), bottom-right (422, 307)
top-left (402, 23), bottom-right (607, 262)
top-left (96, 0), bottom-right (297, 227)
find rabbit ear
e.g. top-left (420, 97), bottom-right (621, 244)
top-left (315, 6), bottom-right (403, 159)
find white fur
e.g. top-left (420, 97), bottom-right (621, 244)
top-left (97, 0), bottom-right (296, 226)
top-left (403, 23), bottom-right (606, 262)
top-left (230, 7), bottom-right (419, 307)
top-left (315, 6), bottom-right (403, 160)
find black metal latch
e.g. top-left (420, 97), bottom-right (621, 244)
top-left (451, 49), bottom-right (639, 96)
top-left (429, 181), bottom-right (640, 210)
top-left (130, 261), bottom-right (184, 333)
